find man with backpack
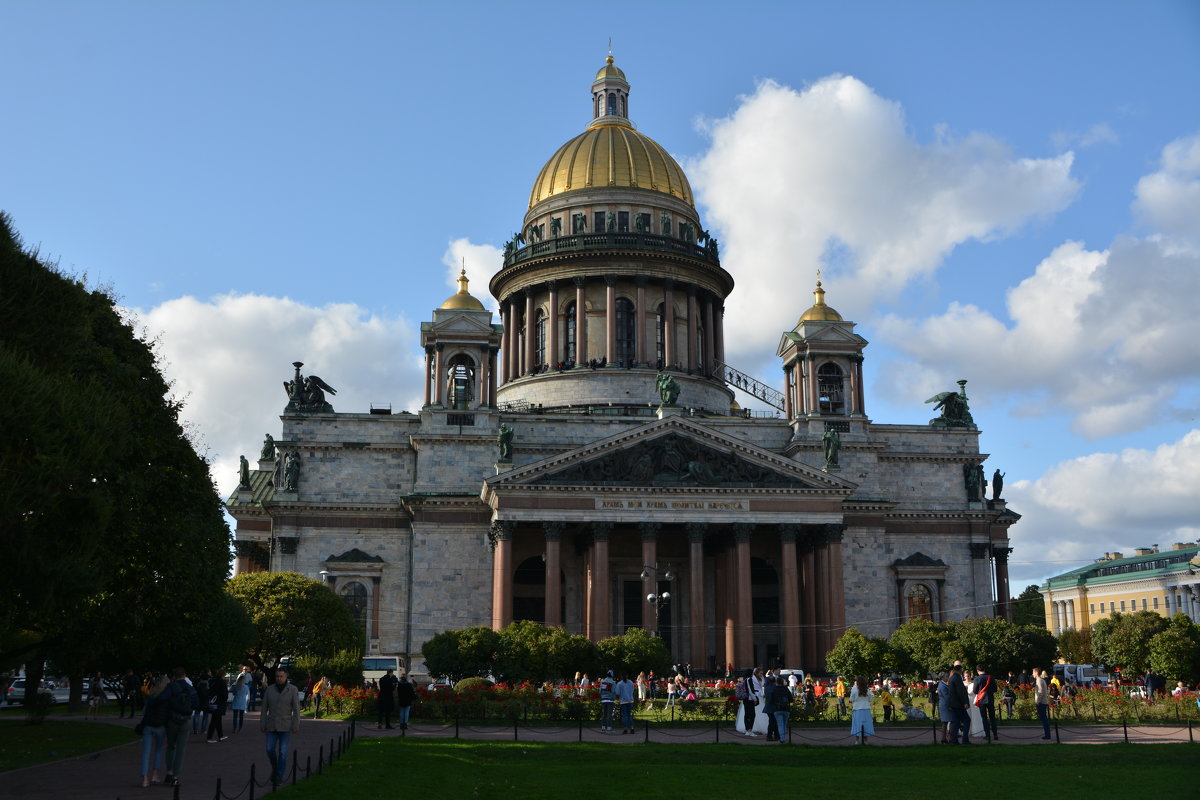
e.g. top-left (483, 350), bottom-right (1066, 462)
top-left (161, 667), bottom-right (198, 788)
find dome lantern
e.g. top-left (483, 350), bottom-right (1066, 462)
top-left (440, 266), bottom-right (486, 311)
top-left (592, 55), bottom-right (631, 126)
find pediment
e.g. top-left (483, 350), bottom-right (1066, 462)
top-left (326, 548), bottom-right (384, 563)
top-left (428, 313), bottom-right (496, 334)
top-left (487, 416), bottom-right (854, 492)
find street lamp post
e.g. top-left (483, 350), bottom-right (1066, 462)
top-left (647, 591), bottom-right (671, 638)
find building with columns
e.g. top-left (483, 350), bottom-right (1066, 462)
top-left (227, 57), bottom-right (1018, 677)
top-left (1040, 542), bottom-right (1200, 635)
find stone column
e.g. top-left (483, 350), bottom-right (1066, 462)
top-left (783, 366), bottom-right (794, 419)
top-left (814, 534), bottom-right (830, 657)
top-left (716, 547), bottom-right (734, 673)
top-left (687, 523), bottom-right (707, 666)
top-left (993, 547), bottom-right (1012, 620)
top-left (800, 539), bottom-right (818, 667)
top-left (825, 525), bottom-right (847, 642)
top-left (604, 275), bottom-right (617, 364)
top-left (574, 277), bottom-right (587, 366)
top-left (477, 348), bottom-right (489, 408)
top-left (423, 346), bottom-right (433, 406)
top-left (524, 290), bottom-right (535, 375)
top-left (663, 280), bottom-right (676, 367)
top-left (686, 286), bottom-right (699, 372)
top-left (544, 522), bottom-right (564, 627)
top-left (635, 277), bottom-right (647, 365)
top-left (490, 521), bottom-right (514, 631)
top-left (714, 304), bottom-right (725, 368)
top-left (779, 525), bottom-right (801, 669)
top-left (500, 301), bottom-right (511, 383)
top-left (434, 345), bottom-right (445, 406)
top-left (848, 355), bottom-right (861, 415)
top-left (703, 294), bottom-right (715, 375)
top-left (640, 522), bottom-right (661, 634)
top-left (591, 523), bottom-right (612, 641)
top-left (487, 349), bottom-right (497, 408)
top-left (806, 355), bottom-right (819, 416)
top-left (546, 280), bottom-right (559, 370)
top-left (733, 523), bottom-right (754, 669)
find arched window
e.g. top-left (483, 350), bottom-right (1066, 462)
top-left (907, 584), bottom-right (932, 621)
top-left (607, 92), bottom-right (616, 115)
top-left (340, 581), bottom-right (369, 645)
top-left (534, 309), bottom-right (546, 370)
top-left (564, 301), bottom-right (576, 365)
top-left (655, 302), bottom-right (665, 367)
top-left (615, 298), bottom-right (635, 366)
top-left (446, 353), bottom-right (476, 409)
top-left (818, 362), bottom-right (845, 415)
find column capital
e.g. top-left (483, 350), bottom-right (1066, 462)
top-left (635, 275), bottom-right (648, 287)
top-left (573, 276), bottom-right (587, 288)
top-left (663, 278), bottom-right (675, 291)
top-left (545, 278), bottom-right (558, 291)
top-left (778, 523), bottom-right (801, 544)
top-left (732, 523), bottom-right (754, 543)
top-left (821, 523), bottom-right (845, 544)
top-left (543, 521), bottom-right (565, 541)
top-left (686, 521), bottom-right (708, 543)
top-left (604, 274), bottom-right (618, 286)
top-left (992, 546), bottom-right (1013, 562)
top-left (592, 522), bottom-right (613, 542)
top-left (639, 521), bottom-right (661, 542)
top-left (487, 520), bottom-right (514, 550)
top-left (969, 542), bottom-right (991, 559)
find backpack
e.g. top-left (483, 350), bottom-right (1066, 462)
top-left (734, 679), bottom-right (749, 701)
top-left (167, 682), bottom-right (198, 720)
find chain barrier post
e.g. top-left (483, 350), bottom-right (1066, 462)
top-left (318, 745), bottom-right (323, 775)
top-left (513, 721), bottom-right (518, 741)
top-left (1053, 717), bottom-right (1060, 744)
top-left (213, 777), bottom-right (220, 800)
top-left (305, 755), bottom-right (311, 778)
top-left (455, 717), bottom-right (460, 739)
top-left (578, 718), bottom-right (582, 742)
top-left (715, 719), bottom-right (719, 743)
top-left (248, 763), bottom-right (256, 800)
top-left (644, 720), bottom-right (649, 744)
top-left (1123, 719), bottom-right (1128, 744)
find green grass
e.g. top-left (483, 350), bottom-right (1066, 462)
top-left (279, 739), bottom-right (1195, 799)
top-left (0, 719), bottom-right (134, 771)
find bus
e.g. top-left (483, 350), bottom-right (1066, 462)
top-left (363, 657), bottom-right (401, 681)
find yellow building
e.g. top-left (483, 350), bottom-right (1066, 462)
top-left (1040, 542), bottom-right (1200, 634)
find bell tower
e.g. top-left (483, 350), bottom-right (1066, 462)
top-left (421, 269), bottom-right (503, 410)
top-left (777, 277), bottom-right (869, 423)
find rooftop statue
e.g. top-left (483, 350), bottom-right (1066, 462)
top-left (497, 424), bottom-right (514, 462)
top-left (284, 361), bottom-right (337, 414)
top-left (822, 428), bottom-right (841, 471)
top-left (260, 433), bottom-right (276, 461)
top-left (656, 372), bottom-right (680, 407)
top-left (238, 455), bottom-right (251, 490)
top-left (281, 451), bottom-right (301, 493)
top-left (992, 469), bottom-right (1005, 501)
top-left (925, 379), bottom-right (976, 429)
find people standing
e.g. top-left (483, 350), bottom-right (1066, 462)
top-left (948, 665), bottom-right (971, 745)
top-left (768, 674), bottom-right (793, 744)
top-left (636, 671), bottom-right (647, 705)
top-left (762, 675), bottom-right (779, 741)
top-left (936, 672), bottom-right (952, 744)
top-left (192, 669), bottom-right (211, 735)
top-left (396, 671), bottom-right (416, 731)
top-left (311, 674), bottom-right (331, 719)
top-left (119, 669), bottom-right (140, 718)
top-left (206, 670), bottom-right (229, 742)
top-left (972, 665), bottom-right (998, 741)
top-left (261, 668), bottom-right (301, 785)
top-left (230, 666), bottom-right (252, 733)
top-left (377, 668), bottom-right (398, 729)
top-left (741, 668), bottom-right (764, 737)
top-left (162, 667), bottom-right (198, 788)
top-left (879, 684), bottom-right (894, 723)
top-left (137, 675), bottom-right (171, 788)
top-left (849, 676), bottom-right (875, 743)
top-left (616, 672), bottom-right (636, 734)
top-left (85, 672), bottom-right (106, 720)
top-left (598, 670), bottom-right (617, 732)
top-left (1034, 668), bottom-right (1052, 740)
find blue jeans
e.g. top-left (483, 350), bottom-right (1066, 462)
top-left (601, 702), bottom-right (615, 729)
top-left (773, 711), bottom-right (790, 742)
top-left (165, 717), bottom-right (189, 777)
top-left (140, 725), bottom-right (166, 776)
top-left (620, 703), bottom-right (633, 730)
top-left (398, 706), bottom-right (412, 726)
top-left (265, 730), bottom-right (292, 783)
top-left (1036, 703), bottom-right (1051, 737)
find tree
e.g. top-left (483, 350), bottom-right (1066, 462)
top-left (1010, 585), bottom-right (1046, 628)
top-left (888, 618), bottom-right (953, 680)
top-left (597, 628), bottom-right (670, 678)
top-left (0, 213), bottom-right (234, 709)
top-left (226, 572), bottom-right (363, 669)
top-left (1148, 614), bottom-right (1200, 685)
top-left (1091, 611), bottom-right (1169, 675)
top-left (422, 626), bottom-right (500, 682)
top-left (493, 621), bottom-right (601, 683)
top-left (826, 627), bottom-right (888, 679)
top-left (943, 617), bottom-right (1057, 676)
top-left (1058, 628), bottom-right (1094, 664)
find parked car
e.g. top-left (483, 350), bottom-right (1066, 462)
top-left (5, 679), bottom-right (57, 705)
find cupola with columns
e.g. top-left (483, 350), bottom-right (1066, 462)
top-left (420, 268), bottom-right (503, 410)
top-left (491, 56), bottom-right (735, 413)
top-left (777, 276), bottom-right (869, 427)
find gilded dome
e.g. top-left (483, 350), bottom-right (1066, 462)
top-left (595, 55), bottom-right (627, 82)
top-left (528, 124), bottom-right (694, 209)
top-left (440, 269), bottom-right (486, 311)
top-left (797, 279), bottom-right (843, 323)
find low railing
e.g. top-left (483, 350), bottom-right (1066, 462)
top-left (502, 231), bottom-right (720, 268)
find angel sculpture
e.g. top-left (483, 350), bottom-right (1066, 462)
top-left (284, 362), bottom-right (337, 413)
top-left (925, 380), bottom-right (975, 429)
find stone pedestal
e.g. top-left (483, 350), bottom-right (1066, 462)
top-left (657, 405), bottom-right (685, 419)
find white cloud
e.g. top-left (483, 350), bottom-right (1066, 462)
top-left (1004, 429), bottom-right (1200, 585)
top-left (1052, 122), bottom-right (1118, 150)
top-left (688, 76), bottom-right (1080, 362)
top-left (876, 133), bottom-right (1200, 438)
top-left (130, 293), bottom-right (421, 499)
top-left (442, 238), bottom-right (502, 314)
top-left (1134, 133), bottom-right (1200, 243)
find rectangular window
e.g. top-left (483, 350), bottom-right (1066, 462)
top-left (1142, 598), bottom-right (1147, 610)
top-left (1153, 596), bottom-right (1159, 609)
top-left (1120, 600), bottom-right (1126, 612)
top-left (573, 213), bottom-right (586, 233)
top-left (594, 211), bottom-right (607, 233)
top-left (618, 211), bottom-right (629, 232)
top-left (1089, 603), bottom-right (1095, 614)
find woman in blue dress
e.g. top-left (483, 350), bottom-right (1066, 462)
top-left (230, 666), bottom-right (252, 733)
top-left (849, 676), bottom-right (875, 743)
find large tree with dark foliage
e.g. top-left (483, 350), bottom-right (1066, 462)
top-left (1009, 584), bottom-right (1046, 628)
top-left (0, 213), bottom-right (238, 709)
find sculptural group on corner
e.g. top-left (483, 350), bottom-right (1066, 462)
top-left (655, 372), bottom-right (680, 407)
top-left (925, 379), bottom-right (976, 429)
top-left (283, 362), bottom-right (337, 414)
top-left (275, 451), bottom-right (301, 493)
top-left (260, 433), bottom-right (276, 461)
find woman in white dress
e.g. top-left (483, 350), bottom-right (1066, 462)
top-left (966, 680), bottom-right (986, 739)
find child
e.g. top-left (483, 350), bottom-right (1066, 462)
top-left (879, 685), bottom-right (894, 722)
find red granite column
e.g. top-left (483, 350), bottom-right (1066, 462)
top-left (605, 275), bottom-right (617, 364)
top-left (591, 523), bottom-right (612, 641)
top-left (686, 287), bottom-right (699, 372)
top-left (547, 280), bottom-right (559, 370)
top-left (783, 366), bottom-right (794, 419)
top-left (733, 524), bottom-right (754, 668)
top-left (639, 522), bottom-right (660, 634)
top-left (807, 355), bottom-right (819, 416)
top-left (848, 356), bottom-right (860, 415)
top-left (544, 522), bottom-right (564, 627)
top-left (500, 302), bottom-right (510, 383)
top-left (434, 345), bottom-right (445, 406)
top-left (635, 277), bottom-right (647, 365)
top-left (703, 295), bottom-right (715, 374)
top-left (487, 349), bottom-right (497, 408)
top-left (779, 525), bottom-right (801, 669)
top-left (524, 290), bottom-right (535, 375)
top-left (574, 278), bottom-right (587, 366)
top-left (716, 548), bottom-right (734, 673)
top-left (423, 347), bottom-right (433, 406)
top-left (663, 280), bottom-right (676, 367)
top-left (687, 523), bottom-right (707, 667)
top-left (994, 546), bottom-right (1013, 620)
top-left (490, 521), bottom-right (513, 631)
top-left (801, 539), bottom-right (818, 667)
top-left (477, 349), bottom-right (489, 408)
top-left (815, 537), bottom-right (830, 658)
top-left (825, 525), bottom-right (846, 643)
top-left (714, 303), bottom-right (725, 369)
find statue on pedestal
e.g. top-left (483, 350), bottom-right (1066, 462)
top-left (822, 428), bottom-right (841, 471)
top-left (497, 424), bottom-right (514, 462)
top-left (656, 373), bottom-right (680, 406)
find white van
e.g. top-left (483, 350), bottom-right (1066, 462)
top-left (1053, 664), bottom-right (1110, 686)
top-left (363, 657), bottom-right (401, 681)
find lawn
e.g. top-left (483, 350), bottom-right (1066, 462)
top-left (279, 738), bottom-right (1195, 800)
top-left (0, 719), bottom-right (133, 771)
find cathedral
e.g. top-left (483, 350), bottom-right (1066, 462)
top-left (228, 57), bottom-right (1018, 677)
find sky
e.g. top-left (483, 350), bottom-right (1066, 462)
top-left (4, 0), bottom-right (1199, 591)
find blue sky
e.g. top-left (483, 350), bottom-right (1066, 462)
top-left (4, 0), bottom-right (1198, 588)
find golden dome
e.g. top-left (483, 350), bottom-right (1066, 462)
top-left (595, 55), bottom-right (627, 82)
top-left (440, 268), bottom-right (486, 311)
top-left (797, 278), bottom-right (843, 323)
top-left (528, 124), bottom-right (694, 209)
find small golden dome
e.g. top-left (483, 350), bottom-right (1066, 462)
top-left (595, 55), bottom-right (627, 82)
top-left (440, 268), bottom-right (486, 311)
top-left (797, 278), bottom-right (843, 323)
top-left (529, 124), bottom-right (694, 209)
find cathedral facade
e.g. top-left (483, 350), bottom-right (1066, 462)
top-left (228, 58), bottom-right (1017, 677)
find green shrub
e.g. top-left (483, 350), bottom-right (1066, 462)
top-left (455, 677), bottom-right (494, 692)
